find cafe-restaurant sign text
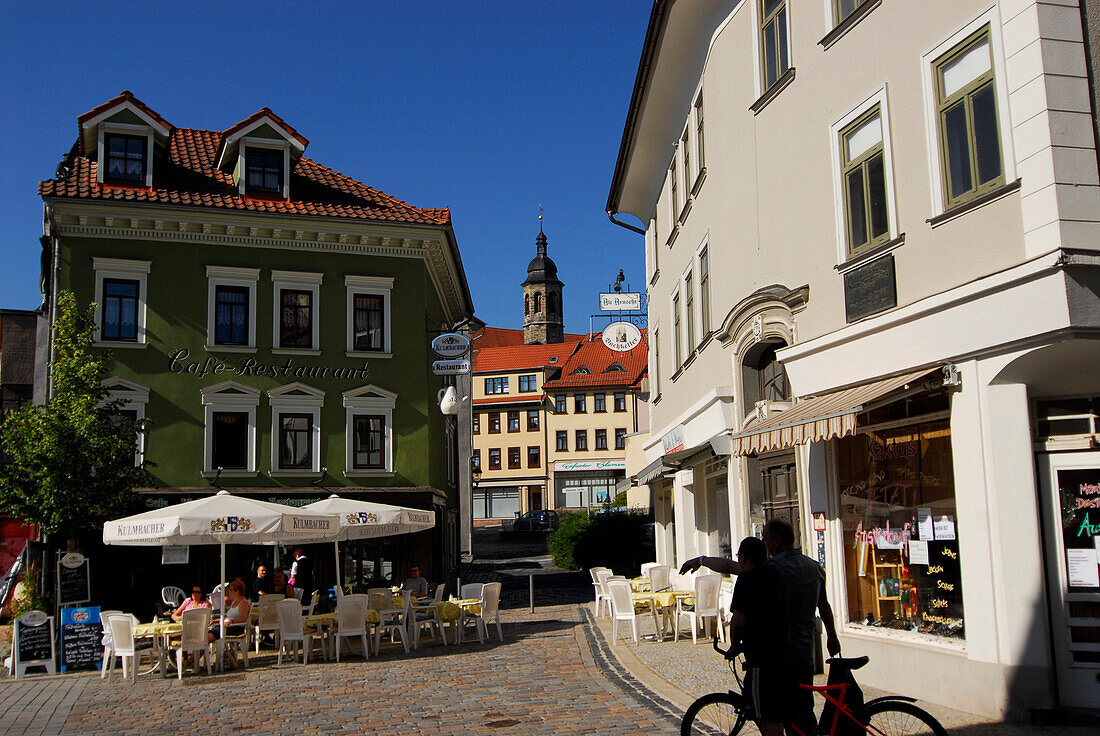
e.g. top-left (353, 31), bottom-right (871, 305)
top-left (168, 348), bottom-right (370, 381)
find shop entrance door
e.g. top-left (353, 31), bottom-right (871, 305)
top-left (529, 486), bottom-right (543, 511)
top-left (758, 452), bottom-right (801, 542)
top-left (1036, 452), bottom-right (1100, 708)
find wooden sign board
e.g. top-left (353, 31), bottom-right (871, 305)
top-left (12, 610), bottom-right (56, 679)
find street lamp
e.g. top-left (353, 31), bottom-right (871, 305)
top-left (470, 456), bottom-right (483, 487)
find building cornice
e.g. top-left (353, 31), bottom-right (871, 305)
top-left (44, 198), bottom-right (468, 324)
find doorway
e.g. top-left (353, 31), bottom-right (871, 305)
top-left (748, 451), bottom-right (801, 542)
top-left (1036, 451), bottom-right (1100, 708)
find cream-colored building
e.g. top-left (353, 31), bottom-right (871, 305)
top-left (608, 0), bottom-right (1100, 719)
top-left (470, 339), bottom-right (578, 520)
top-left (543, 337), bottom-right (648, 511)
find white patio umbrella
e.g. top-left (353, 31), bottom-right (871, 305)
top-left (301, 494), bottom-right (435, 591)
top-left (103, 490), bottom-right (340, 638)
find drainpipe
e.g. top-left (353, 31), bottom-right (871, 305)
top-left (44, 204), bottom-right (61, 400)
top-left (607, 211), bottom-right (646, 235)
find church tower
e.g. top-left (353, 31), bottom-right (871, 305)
top-left (522, 217), bottom-right (564, 345)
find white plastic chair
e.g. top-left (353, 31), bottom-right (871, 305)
top-left (99, 609), bottom-right (123, 679)
top-left (640, 562), bottom-right (660, 577)
top-left (276, 598), bottom-right (327, 665)
top-left (589, 567), bottom-right (609, 616)
top-left (167, 608), bottom-right (212, 679)
top-left (606, 579), bottom-right (659, 645)
top-left (253, 594), bottom-right (284, 652)
top-left (459, 582), bottom-right (485, 600)
top-left (334, 594), bottom-right (370, 661)
top-left (595, 569), bottom-right (615, 618)
top-left (458, 581), bottom-right (502, 644)
top-left (218, 619), bottom-right (250, 671)
top-left (104, 613), bottom-right (139, 683)
top-left (674, 573), bottom-right (724, 644)
top-left (161, 586), bottom-right (186, 609)
top-left (648, 565), bottom-right (671, 593)
top-left (302, 590), bottom-right (321, 616)
top-left (369, 590), bottom-right (410, 654)
top-left (209, 583), bottom-right (226, 613)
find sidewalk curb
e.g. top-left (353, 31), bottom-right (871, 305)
top-left (575, 605), bottom-right (685, 730)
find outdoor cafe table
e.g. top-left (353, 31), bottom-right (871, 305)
top-left (133, 620), bottom-right (183, 676)
top-left (630, 577), bottom-right (651, 593)
top-left (630, 590), bottom-right (693, 641)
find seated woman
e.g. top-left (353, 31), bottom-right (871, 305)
top-left (171, 585), bottom-right (211, 622)
top-left (270, 569), bottom-right (296, 601)
top-left (208, 579), bottom-right (251, 666)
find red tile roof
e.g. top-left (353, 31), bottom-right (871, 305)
top-left (542, 333), bottom-right (648, 390)
top-left (43, 95), bottom-right (449, 227)
top-left (473, 341), bottom-right (582, 373)
top-left (471, 327), bottom-right (587, 350)
top-left (77, 91), bottom-right (173, 142)
top-left (221, 107), bottom-right (309, 148)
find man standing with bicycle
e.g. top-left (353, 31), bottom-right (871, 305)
top-left (681, 519), bottom-right (841, 735)
top-left (728, 536), bottom-right (789, 736)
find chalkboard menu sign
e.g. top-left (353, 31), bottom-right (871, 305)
top-left (13, 610), bottom-right (56, 678)
top-left (57, 552), bottom-right (90, 606)
top-left (60, 606), bottom-right (101, 673)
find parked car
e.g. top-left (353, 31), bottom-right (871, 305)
top-left (513, 510), bottom-right (560, 531)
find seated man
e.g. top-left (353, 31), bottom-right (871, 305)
top-left (400, 564), bottom-right (429, 598)
top-left (252, 564), bottom-right (272, 597)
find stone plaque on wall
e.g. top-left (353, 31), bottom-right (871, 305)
top-left (843, 255), bottom-right (897, 323)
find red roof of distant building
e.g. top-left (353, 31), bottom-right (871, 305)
top-left (471, 326), bottom-right (587, 350)
top-left (473, 340), bottom-right (582, 373)
top-left (42, 94), bottom-right (449, 227)
top-left (542, 332), bottom-right (648, 390)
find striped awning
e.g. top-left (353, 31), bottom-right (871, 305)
top-left (728, 367), bottom-right (943, 456)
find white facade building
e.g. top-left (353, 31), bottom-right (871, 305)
top-left (608, 0), bottom-right (1100, 719)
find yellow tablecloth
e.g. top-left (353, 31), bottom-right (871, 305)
top-left (134, 622), bottom-right (182, 639)
top-left (632, 590), bottom-right (693, 609)
top-left (630, 577), bottom-right (651, 593)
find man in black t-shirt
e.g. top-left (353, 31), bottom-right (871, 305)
top-left (729, 536), bottom-right (790, 736)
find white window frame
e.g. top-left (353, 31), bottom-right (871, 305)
top-left (268, 382), bottom-right (324, 476)
top-left (97, 123), bottom-right (155, 188)
top-left (271, 270), bottom-right (323, 354)
top-left (201, 380), bottom-right (260, 476)
top-left (681, 262), bottom-right (696, 352)
top-left (651, 320), bottom-right (661, 395)
top-left (101, 377), bottom-right (149, 465)
top-left (345, 275), bottom-right (394, 357)
top-left (670, 285), bottom-right (683, 368)
top-left (695, 234), bottom-right (711, 336)
top-left (667, 159), bottom-right (679, 234)
top-left (752, 0), bottom-right (794, 98)
top-left (238, 138), bottom-right (292, 199)
top-left (829, 87), bottom-right (900, 264)
top-left (93, 257), bottom-right (151, 347)
top-left (343, 384), bottom-right (397, 476)
top-left (206, 266), bottom-right (259, 352)
top-left (920, 7), bottom-right (1015, 217)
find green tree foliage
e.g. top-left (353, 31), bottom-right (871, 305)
top-left (0, 291), bottom-right (151, 543)
top-left (548, 509), bottom-right (653, 573)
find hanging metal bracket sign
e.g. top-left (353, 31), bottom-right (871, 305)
top-left (599, 292), bottom-right (642, 311)
top-left (432, 359), bottom-right (472, 376)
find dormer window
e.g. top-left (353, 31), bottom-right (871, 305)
top-left (104, 134), bottom-right (147, 184)
top-left (245, 147), bottom-right (284, 195)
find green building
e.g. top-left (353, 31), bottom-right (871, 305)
top-left (37, 92), bottom-right (473, 605)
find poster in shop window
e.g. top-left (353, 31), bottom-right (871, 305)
top-left (1058, 468), bottom-right (1100, 589)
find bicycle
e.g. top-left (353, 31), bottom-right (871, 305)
top-left (681, 637), bottom-right (949, 736)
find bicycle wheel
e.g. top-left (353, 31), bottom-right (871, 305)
top-left (681, 691), bottom-right (749, 736)
top-left (863, 700), bottom-right (949, 736)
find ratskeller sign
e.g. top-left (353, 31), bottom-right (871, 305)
top-left (168, 348), bottom-right (370, 381)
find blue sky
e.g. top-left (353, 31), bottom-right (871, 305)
top-left (0, 2), bottom-right (649, 333)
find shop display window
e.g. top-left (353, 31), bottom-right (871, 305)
top-left (837, 418), bottom-right (964, 640)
